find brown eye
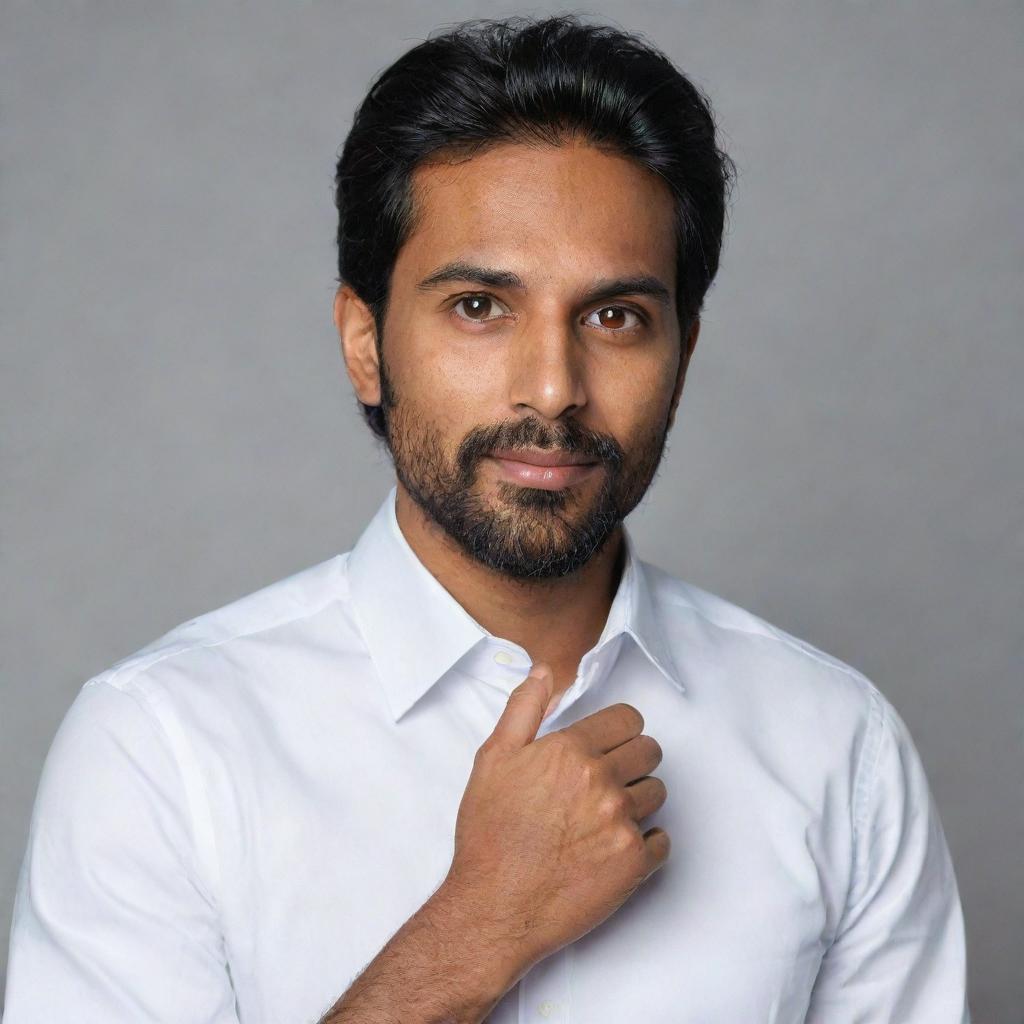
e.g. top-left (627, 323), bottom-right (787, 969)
top-left (453, 295), bottom-right (507, 322)
top-left (586, 305), bottom-right (642, 331)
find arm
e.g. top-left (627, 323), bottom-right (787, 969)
top-left (804, 688), bottom-right (971, 1022)
top-left (317, 878), bottom-right (531, 1024)
top-left (3, 679), bottom-right (239, 1022)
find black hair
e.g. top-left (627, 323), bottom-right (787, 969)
top-left (334, 13), bottom-right (736, 441)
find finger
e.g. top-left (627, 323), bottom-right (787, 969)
top-left (624, 775), bottom-right (668, 821)
top-left (641, 826), bottom-right (671, 876)
top-left (603, 733), bottom-right (663, 786)
top-left (563, 702), bottom-right (645, 756)
top-left (485, 663), bottom-right (554, 753)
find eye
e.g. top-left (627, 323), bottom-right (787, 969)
top-left (585, 305), bottom-right (645, 331)
top-left (451, 294), bottom-right (510, 323)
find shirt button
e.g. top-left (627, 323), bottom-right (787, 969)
top-left (537, 1000), bottom-right (557, 1018)
top-left (493, 649), bottom-right (517, 665)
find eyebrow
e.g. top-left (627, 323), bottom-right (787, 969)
top-left (415, 260), bottom-right (672, 308)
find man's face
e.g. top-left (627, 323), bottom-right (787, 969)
top-left (369, 138), bottom-right (691, 580)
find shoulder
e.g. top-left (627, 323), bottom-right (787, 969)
top-left (93, 552), bottom-right (357, 691)
top-left (643, 560), bottom-right (890, 744)
top-left (641, 562), bottom-right (923, 855)
top-left (75, 552), bottom-right (369, 751)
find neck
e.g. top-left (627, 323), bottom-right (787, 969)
top-left (393, 482), bottom-right (624, 691)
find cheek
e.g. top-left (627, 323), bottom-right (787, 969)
top-left (594, 353), bottom-right (676, 433)
top-left (394, 336), bottom-right (503, 435)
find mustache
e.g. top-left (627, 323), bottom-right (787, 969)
top-left (458, 418), bottom-right (624, 473)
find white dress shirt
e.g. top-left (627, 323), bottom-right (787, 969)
top-left (4, 484), bottom-right (970, 1023)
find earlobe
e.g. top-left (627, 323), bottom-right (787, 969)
top-left (334, 285), bottom-right (382, 406)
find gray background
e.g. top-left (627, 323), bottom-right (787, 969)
top-left (2, 1), bottom-right (1021, 1018)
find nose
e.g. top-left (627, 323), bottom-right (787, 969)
top-left (507, 317), bottom-right (588, 421)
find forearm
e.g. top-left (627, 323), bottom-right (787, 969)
top-left (319, 881), bottom-right (531, 1024)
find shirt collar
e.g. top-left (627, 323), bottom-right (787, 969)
top-left (346, 485), bottom-right (685, 722)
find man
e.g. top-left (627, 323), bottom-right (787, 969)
top-left (3, 14), bottom-right (969, 1023)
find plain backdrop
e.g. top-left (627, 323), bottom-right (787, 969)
top-left (2, 2), bottom-right (1021, 1018)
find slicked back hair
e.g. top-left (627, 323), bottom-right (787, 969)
top-left (334, 14), bottom-right (736, 440)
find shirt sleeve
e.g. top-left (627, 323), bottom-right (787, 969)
top-left (804, 688), bottom-right (971, 1022)
top-left (3, 678), bottom-right (240, 1023)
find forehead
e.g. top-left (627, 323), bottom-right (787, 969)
top-left (396, 138), bottom-right (677, 286)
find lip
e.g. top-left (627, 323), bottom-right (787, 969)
top-left (488, 448), bottom-right (598, 468)
top-left (488, 454), bottom-right (599, 490)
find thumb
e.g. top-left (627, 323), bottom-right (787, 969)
top-left (487, 662), bottom-right (554, 752)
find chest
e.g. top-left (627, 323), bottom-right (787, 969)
top-left (210, 681), bottom-right (838, 1023)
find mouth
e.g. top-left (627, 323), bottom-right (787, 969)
top-left (488, 447), bottom-right (599, 468)
top-left (487, 449), bottom-right (600, 490)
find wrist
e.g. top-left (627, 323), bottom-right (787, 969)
top-left (426, 876), bottom-right (537, 999)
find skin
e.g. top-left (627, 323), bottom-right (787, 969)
top-left (333, 134), bottom-right (700, 710)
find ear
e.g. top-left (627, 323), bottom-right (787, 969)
top-left (666, 316), bottom-right (701, 433)
top-left (334, 283), bottom-right (381, 406)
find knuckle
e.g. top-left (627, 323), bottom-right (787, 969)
top-left (474, 739), bottom-right (499, 764)
top-left (509, 683), bottom-right (533, 702)
top-left (549, 732), bottom-right (583, 766)
top-left (548, 730), bottom-right (577, 754)
top-left (613, 823), bottom-right (644, 856)
top-left (598, 789), bottom-right (629, 821)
